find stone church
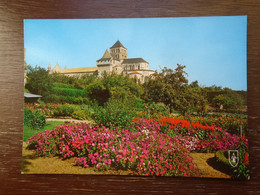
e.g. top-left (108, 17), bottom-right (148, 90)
top-left (49, 40), bottom-right (155, 83)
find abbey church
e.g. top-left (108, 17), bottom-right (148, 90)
top-left (49, 40), bottom-right (155, 83)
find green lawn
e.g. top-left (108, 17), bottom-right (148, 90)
top-left (23, 121), bottom-right (64, 141)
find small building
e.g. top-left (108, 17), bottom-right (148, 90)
top-left (24, 92), bottom-right (42, 103)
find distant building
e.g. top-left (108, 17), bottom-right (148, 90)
top-left (24, 92), bottom-right (42, 103)
top-left (49, 40), bottom-right (156, 83)
top-left (49, 63), bottom-right (98, 76)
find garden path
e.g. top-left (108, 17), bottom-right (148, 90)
top-left (46, 118), bottom-right (94, 124)
top-left (190, 153), bottom-right (230, 178)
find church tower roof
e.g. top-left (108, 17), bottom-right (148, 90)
top-left (110, 40), bottom-right (126, 49)
top-left (97, 49), bottom-right (112, 62)
top-left (102, 49), bottom-right (112, 58)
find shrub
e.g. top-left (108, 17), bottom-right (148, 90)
top-left (135, 102), bottom-right (170, 119)
top-left (53, 82), bottom-right (76, 89)
top-left (232, 136), bottom-right (250, 180)
top-left (215, 137), bottom-right (250, 180)
top-left (53, 104), bottom-right (75, 117)
top-left (92, 98), bottom-right (135, 129)
top-left (85, 81), bottom-right (110, 106)
top-left (25, 103), bottom-right (58, 117)
top-left (24, 108), bottom-right (46, 130)
top-left (51, 87), bottom-right (86, 97)
top-left (215, 150), bottom-right (230, 165)
top-left (72, 110), bottom-right (90, 120)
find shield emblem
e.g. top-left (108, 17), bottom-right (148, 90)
top-left (228, 150), bottom-right (239, 167)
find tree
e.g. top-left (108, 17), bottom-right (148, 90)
top-left (213, 94), bottom-right (236, 109)
top-left (190, 80), bottom-right (199, 88)
top-left (25, 65), bottom-right (52, 97)
top-left (85, 80), bottom-right (110, 106)
top-left (85, 72), bottom-right (143, 106)
top-left (143, 65), bottom-right (185, 112)
top-left (143, 64), bottom-right (207, 114)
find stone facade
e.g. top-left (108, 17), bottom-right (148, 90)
top-left (49, 40), bottom-right (156, 83)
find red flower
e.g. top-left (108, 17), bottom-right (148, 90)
top-left (243, 153), bottom-right (249, 165)
top-left (241, 136), bottom-right (246, 141)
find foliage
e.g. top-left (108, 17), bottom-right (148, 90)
top-left (205, 86), bottom-right (247, 108)
top-left (215, 150), bottom-right (230, 166)
top-left (179, 114), bottom-right (248, 136)
top-left (102, 71), bottom-right (143, 100)
top-left (25, 103), bottom-right (58, 117)
top-left (44, 94), bottom-right (89, 104)
top-left (72, 110), bottom-right (90, 120)
top-left (85, 80), bottom-right (110, 106)
top-left (51, 86), bottom-right (86, 97)
top-left (213, 94), bottom-right (236, 109)
top-left (143, 65), bottom-right (207, 114)
top-left (136, 102), bottom-right (171, 119)
top-left (50, 73), bottom-right (80, 87)
top-left (50, 73), bottom-right (98, 89)
top-left (24, 108), bottom-right (46, 130)
top-left (85, 72), bottom-right (143, 106)
top-left (232, 136), bottom-right (250, 180)
top-left (52, 82), bottom-right (77, 89)
top-left (25, 65), bottom-right (52, 97)
top-left (40, 82), bottom-right (90, 104)
top-left (27, 122), bottom-right (200, 177)
top-left (53, 104), bottom-right (75, 117)
top-left (92, 98), bottom-right (135, 129)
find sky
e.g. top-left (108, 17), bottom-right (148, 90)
top-left (24, 16), bottom-right (247, 90)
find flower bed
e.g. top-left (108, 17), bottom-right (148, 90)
top-left (25, 103), bottom-right (58, 117)
top-left (179, 115), bottom-right (248, 136)
top-left (26, 116), bottom-right (248, 177)
top-left (27, 122), bottom-right (199, 177)
top-left (132, 117), bottom-right (246, 152)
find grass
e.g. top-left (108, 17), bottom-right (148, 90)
top-left (23, 121), bottom-right (64, 141)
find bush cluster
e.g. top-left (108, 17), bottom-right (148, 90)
top-left (92, 98), bottom-right (135, 129)
top-left (24, 108), bottom-right (46, 130)
top-left (72, 110), bottom-right (90, 120)
top-left (44, 94), bottom-right (90, 105)
top-left (53, 104), bottom-right (75, 117)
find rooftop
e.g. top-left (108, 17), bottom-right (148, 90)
top-left (128, 71), bottom-right (142, 75)
top-left (122, 58), bottom-right (148, 64)
top-left (59, 67), bottom-right (98, 73)
top-left (110, 40), bottom-right (126, 49)
top-left (24, 92), bottom-right (42, 98)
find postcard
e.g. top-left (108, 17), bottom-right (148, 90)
top-left (22, 16), bottom-right (249, 179)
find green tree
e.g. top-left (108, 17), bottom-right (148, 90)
top-left (85, 80), bottom-right (110, 106)
top-left (25, 65), bottom-right (52, 96)
top-left (143, 65), bottom-right (187, 112)
top-left (143, 64), bottom-right (207, 114)
top-left (213, 94), bottom-right (236, 109)
top-left (85, 71), bottom-right (143, 105)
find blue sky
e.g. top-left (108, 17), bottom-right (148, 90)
top-left (24, 16), bottom-right (247, 90)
